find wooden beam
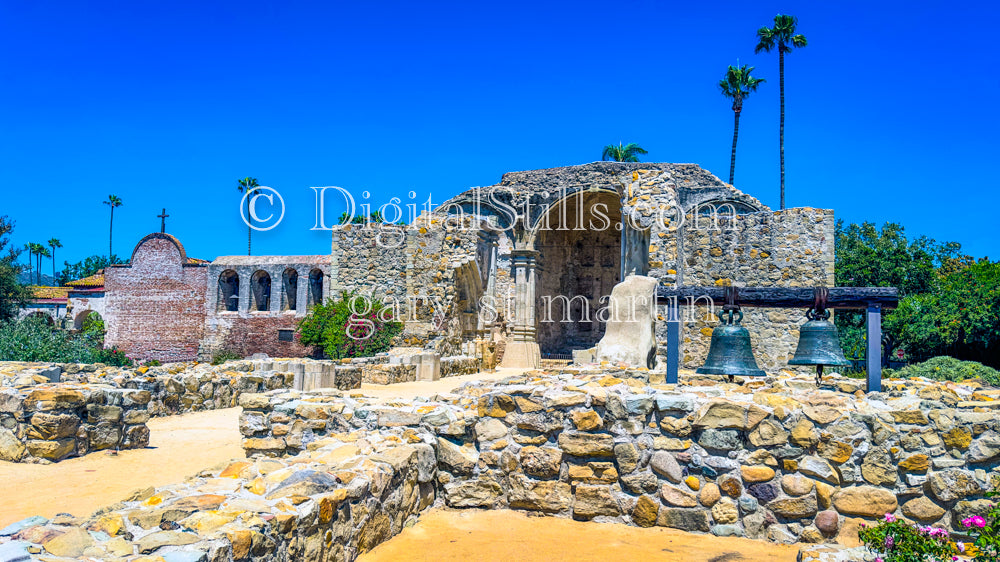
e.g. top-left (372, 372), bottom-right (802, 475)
top-left (656, 286), bottom-right (898, 310)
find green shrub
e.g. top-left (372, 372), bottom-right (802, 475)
top-left (886, 356), bottom-right (1000, 386)
top-left (143, 359), bottom-right (162, 367)
top-left (859, 514), bottom-right (959, 562)
top-left (0, 315), bottom-right (131, 366)
top-left (211, 349), bottom-right (242, 365)
top-left (297, 291), bottom-right (403, 359)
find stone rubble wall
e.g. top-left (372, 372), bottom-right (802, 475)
top-left (329, 216), bottom-right (490, 355)
top-left (0, 425), bottom-right (436, 561)
top-left (2, 369), bottom-right (998, 561)
top-left (241, 369), bottom-right (999, 546)
top-left (0, 361), bottom-right (300, 463)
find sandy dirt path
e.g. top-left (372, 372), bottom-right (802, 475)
top-left (360, 508), bottom-right (800, 562)
top-left (0, 407), bottom-right (245, 527)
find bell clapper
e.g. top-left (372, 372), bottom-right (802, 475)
top-left (815, 364), bottom-right (824, 385)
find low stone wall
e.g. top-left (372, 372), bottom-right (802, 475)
top-left (3, 368), bottom-right (998, 561)
top-left (239, 370), bottom-right (1000, 546)
top-left (0, 425), bottom-right (436, 561)
top-left (0, 384), bottom-right (151, 463)
top-left (0, 361), bottom-right (299, 463)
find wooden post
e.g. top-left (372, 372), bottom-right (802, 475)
top-left (866, 304), bottom-right (882, 392)
top-left (666, 297), bottom-right (680, 384)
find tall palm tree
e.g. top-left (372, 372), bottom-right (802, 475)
top-left (601, 143), bottom-right (648, 163)
top-left (25, 243), bottom-right (40, 284)
top-left (755, 14), bottom-right (807, 210)
top-left (103, 195), bottom-right (123, 259)
top-left (27, 243), bottom-right (49, 284)
top-left (237, 177), bottom-right (260, 255)
top-left (47, 238), bottom-right (62, 283)
top-left (719, 64), bottom-right (765, 185)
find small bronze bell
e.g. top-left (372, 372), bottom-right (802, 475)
top-left (696, 308), bottom-right (766, 382)
top-left (790, 288), bottom-right (851, 384)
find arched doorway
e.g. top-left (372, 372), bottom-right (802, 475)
top-left (533, 190), bottom-right (621, 356)
top-left (74, 310), bottom-right (102, 331)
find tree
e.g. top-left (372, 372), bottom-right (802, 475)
top-left (26, 243), bottom-right (49, 285)
top-left (236, 177), bottom-right (259, 255)
top-left (103, 195), bottom-right (123, 258)
top-left (601, 143), bottom-right (648, 163)
top-left (34, 245), bottom-right (50, 285)
top-left (719, 64), bottom-right (765, 185)
top-left (47, 238), bottom-right (62, 284)
top-left (297, 291), bottom-right (403, 359)
top-left (755, 14), bottom-right (807, 210)
top-left (57, 254), bottom-right (123, 285)
top-left (0, 216), bottom-right (31, 321)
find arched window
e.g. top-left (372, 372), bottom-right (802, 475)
top-left (282, 268), bottom-right (298, 311)
top-left (251, 270), bottom-right (271, 312)
top-left (308, 269), bottom-right (324, 308)
top-left (218, 270), bottom-right (240, 312)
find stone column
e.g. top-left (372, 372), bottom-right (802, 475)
top-left (500, 249), bottom-right (540, 369)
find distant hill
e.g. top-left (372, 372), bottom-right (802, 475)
top-left (17, 272), bottom-right (57, 287)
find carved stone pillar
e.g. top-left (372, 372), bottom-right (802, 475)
top-left (500, 249), bottom-right (541, 369)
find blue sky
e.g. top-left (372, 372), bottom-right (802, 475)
top-left (2, 1), bottom-right (997, 269)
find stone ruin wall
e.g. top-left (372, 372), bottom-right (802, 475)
top-left (611, 166), bottom-right (835, 370)
top-left (0, 359), bottom-right (362, 463)
top-left (104, 234), bottom-right (208, 363)
top-left (4, 368), bottom-right (996, 561)
top-left (330, 216), bottom-right (488, 356)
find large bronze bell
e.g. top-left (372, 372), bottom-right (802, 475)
top-left (789, 307), bottom-right (851, 384)
top-left (696, 308), bottom-right (766, 382)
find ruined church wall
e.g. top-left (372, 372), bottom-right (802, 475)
top-left (330, 218), bottom-right (486, 354)
top-left (660, 207), bottom-right (836, 369)
top-left (104, 235), bottom-right (208, 362)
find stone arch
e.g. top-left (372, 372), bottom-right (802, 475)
top-left (282, 269), bottom-right (298, 311)
top-left (308, 269), bottom-right (324, 308)
top-left (74, 310), bottom-right (101, 331)
top-left (533, 189), bottom-right (622, 356)
top-left (251, 270), bottom-right (271, 312)
top-left (25, 311), bottom-right (54, 326)
top-left (218, 270), bottom-right (240, 312)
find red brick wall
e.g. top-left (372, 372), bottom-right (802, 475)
top-left (105, 234), bottom-right (208, 362)
top-left (215, 315), bottom-right (315, 358)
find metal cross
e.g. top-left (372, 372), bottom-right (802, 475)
top-left (158, 208), bottom-right (169, 233)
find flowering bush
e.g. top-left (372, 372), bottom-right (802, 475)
top-left (859, 513), bottom-right (959, 562)
top-left (298, 291), bottom-right (403, 359)
top-left (959, 478), bottom-right (1000, 562)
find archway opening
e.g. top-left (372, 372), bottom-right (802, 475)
top-left (251, 270), bottom-right (271, 311)
top-left (308, 269), bottom-right (324, 308)
top-left (74, 310), bottom-right (102, 332)
top-left (282, 269), bottom-right (298, 311)
top-left (534, 190), bottom-right (621, 357)
top-left (218, 270), bottom-right (240, 312)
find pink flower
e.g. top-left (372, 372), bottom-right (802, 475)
top-left (962, 515), bottom-right (987, 528)
top-left (957, 542), bottom-right (965, 553)
top-left (884, 513), bottom-right (897, 522)
top-left (875, 558), bottom-right (883, 562)
top-left (884, 535), bottom-right (895, 548)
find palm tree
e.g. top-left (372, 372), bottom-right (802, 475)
top-left (103, 195), bottom-right (123, 258)
top-left (719, 64), bottom-right (765, 185)
top-left (27, 243), bottom-right (49, 284)
top-left (47, 238), bottom-right (62, 283)
top-left (755, 14), bottom-right (807, 210)
top-left (237, 177), bottom-right (260, 255)
top-left (601, 143), bottom-right (648, 163)
top-left (25, 243), bottom-right (40, 284)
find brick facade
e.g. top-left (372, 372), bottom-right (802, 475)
top-left (104, 233), bottom-right (208, 362)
